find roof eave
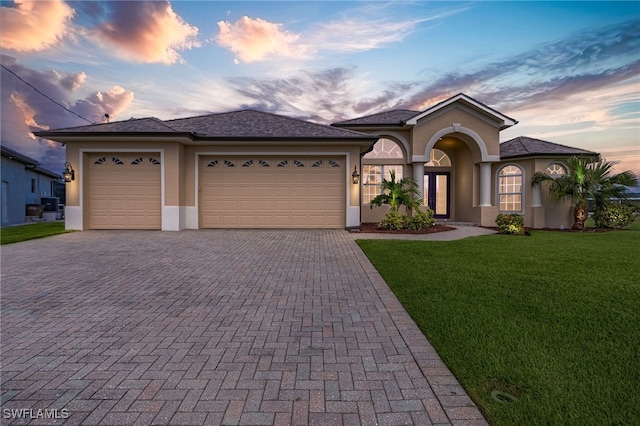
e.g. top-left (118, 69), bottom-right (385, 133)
top-left (190, 136), bottom-right (379, 145)
top-left (33, 131), bottom-right (196, 144)
top-left (500, 152), bottom-right (599, 160)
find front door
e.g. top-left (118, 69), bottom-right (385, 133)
top-left (424, 172), bottom-right (450, 219)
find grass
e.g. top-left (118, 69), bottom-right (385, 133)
top-left (1, 222), bottom-right (71, 245)
top-left (357, 222), bottom-right (640, 425)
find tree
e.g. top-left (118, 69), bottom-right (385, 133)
top-left (531, 156), bottom-right (638, 230)
top-left (369, 170), bottom-right (422, 213)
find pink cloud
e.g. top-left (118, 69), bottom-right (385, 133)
top-left (92, 1), bottom-right (199, 64)
top-left (216, 16), bottom-right (305, 63)
top-left (1, 57), bottom-right (134, 170)
top-left (0, 0), bottom-right (75, 52)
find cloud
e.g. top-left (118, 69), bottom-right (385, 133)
top-left (1, 57), bottom-right (134, 171)
top-left (0, 0), bottom-right (75, 52)
top-left (216, 16), bottom-right (305, 63)
top-left (215, 5), bottom-right (467, 64)
top-left (92, 0), bottom-right (200, 64)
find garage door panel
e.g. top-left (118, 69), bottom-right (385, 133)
top-left (237, 200), bottom-right (255, 210)
top-left (236, 186), bottom-right (255, 197)
top-left (88, 153), bottom-right (161, 229)
top-left (200, 156), bottom-right (344, 228)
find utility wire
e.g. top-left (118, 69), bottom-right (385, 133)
top-left (1, 64), bottom-right (94, 124)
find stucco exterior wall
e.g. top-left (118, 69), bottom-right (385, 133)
top-left (412, 107), bottom-right (501, 162)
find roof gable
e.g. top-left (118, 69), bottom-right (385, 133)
top-left (500, 136), bottom-right (598, 159)
top-left (332, 93), bottom-right (517, 130)
top-left (405, 93), bottom-right (517, 129)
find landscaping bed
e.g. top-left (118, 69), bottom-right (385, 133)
top-left (357, 222), bottom-right (455, 234)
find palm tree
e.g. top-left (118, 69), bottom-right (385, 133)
top-left (369, 170), bottom-right (422, 213)
top-left (532, 156), bottom-right (638, 230)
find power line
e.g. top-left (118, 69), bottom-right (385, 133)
top-left (1, 64), bottom-right (94, 124)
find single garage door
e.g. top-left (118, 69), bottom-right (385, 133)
top-left (200, 156), bottom-right (345, 228)
top-left (87, 153), bottom-right (161, 229)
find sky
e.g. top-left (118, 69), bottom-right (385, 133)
top-left (1, 0), bottom-right (639, 177)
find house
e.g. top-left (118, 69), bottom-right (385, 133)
top-left (34, 93), bottom-right (598, 231)
top-left (1, 145), bottom-right (63, 226)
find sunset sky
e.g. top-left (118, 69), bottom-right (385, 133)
top-left (1, 0), bottom-right (638, 176)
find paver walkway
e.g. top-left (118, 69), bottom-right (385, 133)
top-left (1, 230), bottom-right (488, 425)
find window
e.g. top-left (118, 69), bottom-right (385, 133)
top-left (498, 165), bottom-right (523, 212)
top-left (546, 162), bottom-right (566, 177)
top-left (363, 138), bottom-right (404, 159)
top-left (363, 165), bottom-right (403, 204)
top-left (31, 178), bottom-right (36, 193)
top-left (425, 149), bottom-right (451, 167)
top-left (363, 139), bottom-right (405, 203)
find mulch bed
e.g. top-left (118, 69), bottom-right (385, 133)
top-left (355, 222), bottom-right (456, 234)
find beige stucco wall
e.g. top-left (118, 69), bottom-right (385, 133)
top-left (491, 158), bottom-right (575, 229)
top-left (412, 108), bottom-right (501, 161)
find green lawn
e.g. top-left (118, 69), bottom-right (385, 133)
top-left (357, 224), bottom-right (640, 425)
top-left (1, 222), bottom-right (70, 245)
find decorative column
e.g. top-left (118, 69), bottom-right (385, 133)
top-left (413, 162), bottom-right (425, 204)
top-left (531, 182), bottom-right (542, 207)
top-left (479, 162), bottom-right (492, 207)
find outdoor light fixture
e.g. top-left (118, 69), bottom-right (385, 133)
top-left (63, 162), bottom-right (75, 182)
top-left (352, 165), bottom-right (360, 185)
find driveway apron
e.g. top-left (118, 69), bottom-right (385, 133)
top-left (1, 230), bottom-right (487, 425)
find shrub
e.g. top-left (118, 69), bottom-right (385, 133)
top-left (406, 208), bottom-right (435, 230)
top-left (594, 202), bottom-right (636, 229)
top-left (496, 213), bottom-right (525, 235)
top-left (379, 211), bottom-right (408, 230)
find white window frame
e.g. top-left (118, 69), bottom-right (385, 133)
top-left (546, 162), bottom-right (566, 178)
top-left (497, 164), bottom-right (524, 213)
top-left (362, 165), bottom-right (404, 204)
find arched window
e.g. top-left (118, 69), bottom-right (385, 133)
top-left (363, 138), bottom-right (404, 159)
top-left (362, 139), bottom-right (404, 204)
top-left (498, 165), bottom-right (523, 212)
top-left (425, 149), bottom-right (451, 167)
top-left (546, 162), bottom-right (566, 177)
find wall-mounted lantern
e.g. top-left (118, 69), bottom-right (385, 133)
top-left (63, 162), bottom-right (75, 182)
top-left (352, 165), bottom-right (360, 185)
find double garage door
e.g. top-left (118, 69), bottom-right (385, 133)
top-left (86, 154), bottom-right (346, 229)
top-left (199, 156), bottom-right (345, 228)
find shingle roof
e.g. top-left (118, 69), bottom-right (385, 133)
top-left (38, 117), bottom-right (181, 133)
top-left (35, 110), bottom-right (376, 141)
top-left (165, 110), bottom-right (373, 139)
top-left (332, 109), bottom-right (419, 126)
top-left (500, 136), bottom-right (598, 159)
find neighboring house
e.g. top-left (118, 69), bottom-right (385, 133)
top-left (35, 93), bottom-right (598, 231)
top-left (1, 145), bottom-right (62, 226)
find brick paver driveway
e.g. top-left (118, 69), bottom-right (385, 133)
top-left (1, 230), bottom-right (486, 425)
